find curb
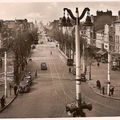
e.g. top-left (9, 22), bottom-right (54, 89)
top-left (58, 47), bottom-right (120, 101)
top-left (0, 95), bottom-right (17, 113)
top-left (87, 82), bottom-right (120, 101)
top-left (58, 48), bottom-right (68, 59)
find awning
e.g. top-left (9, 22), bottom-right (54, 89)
top-left (97, 50), bottom-right (107, 55)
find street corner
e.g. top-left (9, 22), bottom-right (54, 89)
top-left (87, 79), bottom-right (99, 92)
top-left (0, 94), bottom-right (17, 113)
top-left (87, 79), bottom-right (120, 100)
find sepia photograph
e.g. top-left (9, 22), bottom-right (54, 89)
top-left (0, 1), bottom-right (119, 119)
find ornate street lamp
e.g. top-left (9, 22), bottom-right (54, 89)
top-left (62, 7), bottom-right (92, 117)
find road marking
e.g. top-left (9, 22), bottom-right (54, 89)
top-left (50, 51), bottom-right (72, 101)
top-left (48, 60), bottom-right (58, 96)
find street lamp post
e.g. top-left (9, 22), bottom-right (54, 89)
top-left (62, 7), bottom-right (92, 117)
top-left (4, 51), bottom-right (7, 98)
top-left (107, 25), bottom-right (111, 96)
top-left (82, 42), bottom-right (85, 73)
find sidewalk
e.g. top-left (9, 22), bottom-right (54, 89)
top-left (87, 62), bottom-right (120, 100)
top-left (58, 47), bottom-right (120, 100)
top-left (0, 55), bottom-right (16, 112)
top-left (0, 51), bottom-right (35, 113)
top-left (0, 84), bottom-right (17, 113)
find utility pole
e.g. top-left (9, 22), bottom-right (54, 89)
top-left (107, 25), bottom-right (111, 96)
top-left (75, 8), bottom-right (81, 104)
top-left (82, 43), bottom-right (85, 74)
top-left (4, 51), bottom-right (7, 97)
top-left (62, 7), bottom-right (92, 117)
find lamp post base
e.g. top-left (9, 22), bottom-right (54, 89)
top-left (66, 100), bottom-right (92, 117)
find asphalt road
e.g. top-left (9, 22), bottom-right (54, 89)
top-left (0, 35), bottom-right (120, 118)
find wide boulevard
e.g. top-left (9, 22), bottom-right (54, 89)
top-left (0, 34), bottom-right (120, 118)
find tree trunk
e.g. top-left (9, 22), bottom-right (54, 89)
top-left (14, 54), bottom-right (19, 85)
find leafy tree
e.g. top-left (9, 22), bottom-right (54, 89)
top-left (2, 28), bottom-right (36, 84)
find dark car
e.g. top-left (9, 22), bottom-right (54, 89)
top-left (24, 75), bottom-right (32, 86)
top-left (71, 67), bottom-right (76, 75)
top-left (67, 59), bottom-right (73, 66)
top-left (41, 62), bottom-right (47, 70)
top-left (80, 73), bottom-right (87, 82)
top-left (32, 45), bottom-right (36, 49)
top-left (40, 41), bottom-right (43, 44)
top-left (101, 58), bottom-right (108, 63)
top-left (18, 80), bottom-right (30, 93)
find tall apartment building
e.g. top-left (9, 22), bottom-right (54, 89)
top-left (91, 10), bottom-right (117, 48)
top-left (114, 11), bottom-right (120, 54)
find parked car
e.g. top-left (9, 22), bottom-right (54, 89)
top-left (67, 59), bottom-right (73, 66)
top-left (111, 66), bottom-right (118, 71)
top-left (111, 61), bottom-right (120, 71)
top-left (41, 62), bottom-right (47, 70)
top-left (18, 80), bottom-right (30, 93)
top-left (71, 67), bottom-right (76, 75)
top-left (32, 45), bottom-right (36, 49)
top-left (40, 41), bottom-right (43, 44)
top-left (24, 75), bottom-right (32, 86)
top-left (101, 58), bottom-right (108, 63)
top-left (80, 73), bottom-right (87, 82)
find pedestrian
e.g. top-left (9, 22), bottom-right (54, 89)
top-left (84, 66), bottom-right (87, 75)
top-left (35, 70), bottom-right (37, 78)
top-left (96, 80), bottom-right (101, 89)
top-left (97, 62), bottom-right (100, 67)
top-left (1, 95), bottom-right (6, 108)
top-left (14, 85), bottom-right (18, 96)
top-left (9, 83), bottom-right (12, 96)
top-left (50, 51), bottom-right (52, 55)
top-left (102, 86), bottom-right (105, 95)
top-left (69, 68), bottom-right (71, 73)
top-left (29, 72), bottom-right (31, 76)
top-left (29, 58), bottom-right (32, 62)
top-left (110, 87), bottom-right (114, 96)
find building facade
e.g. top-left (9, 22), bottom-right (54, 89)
top-left (114, 20), bottom-right (120, 53)
top-left (96, 29), bottom-right (104, 49)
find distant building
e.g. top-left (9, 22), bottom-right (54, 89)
top-left (89, 10), bottom-right (117, 48)
top-left (3, 20), bottom-right (16, 29)
top-left (114, 11), bottom-right (120, 54)
top-left (91, 10), bottom-right (117, 32)
top-left (15, 19), bottom-right (28, 31)
top-left (96, 29), bottom-right (104, 49)
top-left (28, 22), bottom-right (34, 31)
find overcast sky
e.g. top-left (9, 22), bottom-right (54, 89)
top-left (0, 2), bottom-right (120, 24)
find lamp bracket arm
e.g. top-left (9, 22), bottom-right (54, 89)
top-left (63, 8), bottom-right (76, 21)
top-left (78, 7), bottom-right (90, 21)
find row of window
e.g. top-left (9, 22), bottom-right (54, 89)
top-left (115, 35), bottom-right (120, 43)
top-left (115, 45), bottom-right (120, 53)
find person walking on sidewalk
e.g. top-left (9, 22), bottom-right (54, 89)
top-left (97, 62), bottom-right (100, 67)
top-left (35, 69), bottom-right (37, 78)
top-left (102, 86), bottom-right (105, 95)
top-left (1, 95), bottom-right (6, 108)
top-left (9, 83), bottom-right (12, 96)
top-left (50, 51), bottom-right (52, 55)
top-left (110, 87), bottom-right (114, 96)
top-left (69, 67), bottom-right (71, 73)
top-left (96, 80), bottom-right (101, 89)
top-left (14, 85), bottom-right (18, 96)
top-left (85, 66), bottom-right (87, 75)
